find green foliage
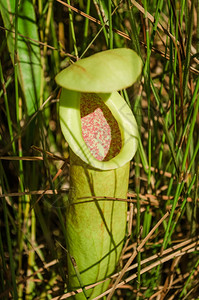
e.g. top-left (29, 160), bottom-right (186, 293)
top-left (0, 0), bottom-right (199, 299)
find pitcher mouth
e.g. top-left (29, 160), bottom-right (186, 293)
top-left (80, 93), bottom-right (122, 162)
top-left (59, 89), bottom-right (138, 170)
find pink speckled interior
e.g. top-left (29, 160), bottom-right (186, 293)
top-left (80, 93), bottom-right (122, 161)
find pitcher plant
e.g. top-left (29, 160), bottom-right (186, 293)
top-left (55, 48), bottom-right (142, 299)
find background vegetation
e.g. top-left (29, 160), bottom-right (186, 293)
top-left (0, 0), bottom-right (199, 299)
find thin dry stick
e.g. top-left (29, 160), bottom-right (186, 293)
top-left (106, 211), bottom-right (170, 300)
top-left (0, 156), bottom-right (44, 161)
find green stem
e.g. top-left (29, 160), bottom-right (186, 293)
top-left (135, 151), bottom-right (141, 299)
top-left (82, 0), bottom-right (91, 50)
top-left (67, 0), bottom-right (78, 58)
top-left (108, 0), bottom-right (113, 49)
top-left (93, 0), bottom-right (109, 45)
top-left (14, 0), bottom-right (19, 125)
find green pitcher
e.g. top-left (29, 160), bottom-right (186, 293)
top-left (55, 48), bottom-right (142, 299)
